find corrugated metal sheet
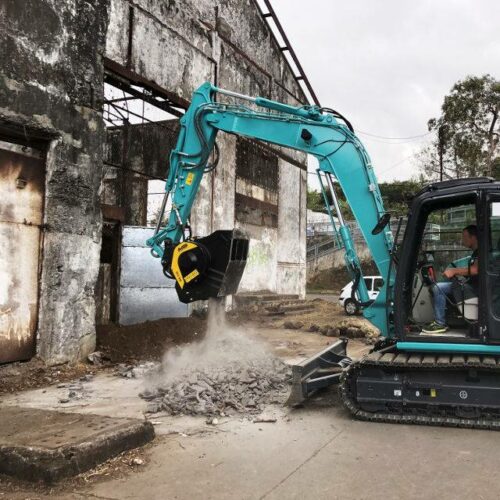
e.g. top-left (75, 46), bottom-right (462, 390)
top-left (119, 226), bottom-right (188, 324)
top-left (0, 143), bottom-right (45, 363)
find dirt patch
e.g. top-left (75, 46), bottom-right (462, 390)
top-left (231, 298), bottom-right (379, 345)
top-left (0, 358), bottom-right (97, 396)
top-left (97, 317), bottom-right (207, 363)
top-left (307, 260), bottom-right (379, 292)
top-left (0, 317), bottom-right (207, 396)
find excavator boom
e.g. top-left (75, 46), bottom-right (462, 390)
top-left (147, 82), bottom-right (393, 335)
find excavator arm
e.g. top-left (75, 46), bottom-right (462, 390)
top-left (147, 82), bottom-right (394, 336)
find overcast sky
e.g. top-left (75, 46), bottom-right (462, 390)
top-left (271, 0), bottom-right (500, 185)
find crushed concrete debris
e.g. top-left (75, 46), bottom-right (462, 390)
top-left (58, 381), bottom-right (91, 404)
top-left (87, 351), bottom-right (105, 365)
top-left (116, 362), bottom-right (157, 379)
top-left (140, 358), bottom-right (290, 417)
top-left (253, 416), bottom-right (277, 423)
top-left (140, 301), bottom-right (291, 417)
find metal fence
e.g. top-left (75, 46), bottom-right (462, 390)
top-left (306, 221), bottom-right (362, 262)
top-left (306, 219), bottom-right (445, 263)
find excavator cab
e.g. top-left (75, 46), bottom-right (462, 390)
top-left (407, 202), bottom-right (479, 336)
top-left (394, 177), bottom-right (500, 343)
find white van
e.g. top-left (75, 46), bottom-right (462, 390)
top-left (338, 276), bottom-right (383, 315)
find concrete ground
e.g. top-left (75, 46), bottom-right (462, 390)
top-left (2, 326), bottom-right (500, 499)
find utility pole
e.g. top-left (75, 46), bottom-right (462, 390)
top-left (438, 124), bottom-right (447, 181)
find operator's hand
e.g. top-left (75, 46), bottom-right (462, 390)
top-left (443, 268), bottom-right (456, 280)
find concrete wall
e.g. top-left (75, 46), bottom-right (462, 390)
top-left (0, 0), bottom-right (110, 363)
top-left (106, 0), bottom-right (308, 298)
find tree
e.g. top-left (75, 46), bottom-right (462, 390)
top-left (307, 186), bottom-right (355, 219)
top-left (307, 179), bottom-right (423, 221)
top-left (306, 188), bottom-right (327, 212)
top-left (379, 179), bottom-right (425, 216)
top-left (420, 75), bottom-right (500, 180)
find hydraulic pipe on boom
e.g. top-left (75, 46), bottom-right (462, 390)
top-left (147, 82), bottom-right (394, 336)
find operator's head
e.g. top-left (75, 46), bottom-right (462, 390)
top-left (462, 224), bottom-right (478, 250)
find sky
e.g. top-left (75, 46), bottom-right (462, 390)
top-left (270, 0), bottom-right (500, 185)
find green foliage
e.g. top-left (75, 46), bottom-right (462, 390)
top-left (421, 74), bottom-right (500, 179)
top-left (306, 188), bottom-right (327, 212)
top-left (379, 179), bottom-right (425, 216)
top-left (306, 186), bottom-right (354, 219)
top-left (307, 178), bottom-right (423, 221)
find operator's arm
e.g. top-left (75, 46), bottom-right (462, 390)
top-left (443, 261), bottom-right (478, 279)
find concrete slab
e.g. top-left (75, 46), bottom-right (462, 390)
top-left (0, 406), bottom-right (154, 483)
top-left (3, 373), bottom-right (500, 499)
top-left (76, 394), bottom-right (500, 500)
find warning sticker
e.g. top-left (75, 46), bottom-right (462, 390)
top-left (184, 269), bottom-right (200, 283)
top-left (186, 172), bottom-right (195, 186)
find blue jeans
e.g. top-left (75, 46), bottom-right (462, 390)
top-left (433, 281), bottom-right (452, 326)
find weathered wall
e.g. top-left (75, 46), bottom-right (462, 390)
top-left (0, 0), bottom-right (110, 363)
top-left (105, 0), bottom-right (308, 297)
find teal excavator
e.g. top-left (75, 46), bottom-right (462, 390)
top-left (147, 82), bottom-right (500, 430)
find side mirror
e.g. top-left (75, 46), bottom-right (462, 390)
top-left (372, 213), bottom-right (391, 235)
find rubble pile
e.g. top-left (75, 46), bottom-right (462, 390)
top-left (140, 358), bottom-right (291, 416)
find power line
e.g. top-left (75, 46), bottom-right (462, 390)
top-left (378, 154), bottom-right (416, 175)
top-left (307, 152), bottom-right (416, 177)
top-left (355, 129), bottom-right (432, 141)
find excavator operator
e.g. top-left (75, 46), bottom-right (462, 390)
top-left (422, 224), bottom-right (479, 334)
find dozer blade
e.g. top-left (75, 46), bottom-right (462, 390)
top-left (175, 229), bottom-right (249, 303)
top-left (286, 339), bottom-right (352, 406)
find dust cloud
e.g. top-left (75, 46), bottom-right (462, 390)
top-left (140, 300), bottom-right (290, 416)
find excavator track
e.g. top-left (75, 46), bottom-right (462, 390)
top-left (340, 349), bottom-right (500, 430)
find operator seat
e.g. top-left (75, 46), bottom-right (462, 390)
top-left (451, 280), bottom-right (478, 321)
top-left (451, 251), bottom-right (479, 322)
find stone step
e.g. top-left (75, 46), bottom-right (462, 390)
top-left (0, 406), bottom-right (154, 483)
top-left (234, 293), bottom-right (300, 307)
top-left (264, 304), bottom-right (316, 316)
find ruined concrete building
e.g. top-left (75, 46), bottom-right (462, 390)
top-left (0, 0), bottom-right (316, 364)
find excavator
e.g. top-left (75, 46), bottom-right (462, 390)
top-left (147, 82), bottom-right (500, 430)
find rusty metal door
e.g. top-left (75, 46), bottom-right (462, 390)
top-left (0, 141), bottom-right (45, 363)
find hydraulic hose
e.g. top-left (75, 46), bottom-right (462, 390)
top-left (351, 265), bottom-right (374, 308)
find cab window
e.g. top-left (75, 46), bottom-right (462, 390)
top-left (363, 278), bottom-right (373, 291)
top-left (488, 201), bottom-right (500, 319)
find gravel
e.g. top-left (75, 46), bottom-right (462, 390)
top-left (140, 358), bottom-right (291, 417)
